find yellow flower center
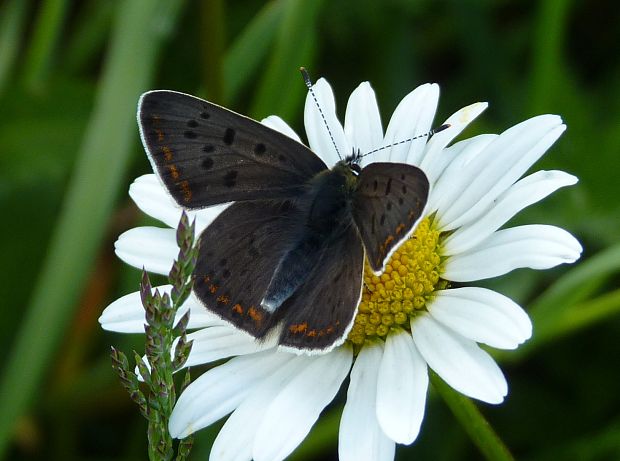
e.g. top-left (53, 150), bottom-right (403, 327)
top-left (347, 217), bottom-right (447, 346)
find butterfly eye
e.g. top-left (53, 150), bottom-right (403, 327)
top-left (350, 163), bottom-right (362, 175)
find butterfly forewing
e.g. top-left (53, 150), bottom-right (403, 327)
top-left (138, 91), bottom-right (327, 209)
top-left (352, 162), bottom-right (429, 273)
top-left (278, 223), bottom-right (365, 352)
top-left (193, 199), bottom-right (306, 337)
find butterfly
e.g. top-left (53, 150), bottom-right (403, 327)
top-left (137, 84), bottom-right (431, 353)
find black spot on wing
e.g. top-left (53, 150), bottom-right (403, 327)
top-left (223, 170), bottom-right (238, 187)
top-left (254, 143), bottom-right (266, 155)
top-left (223, 127), bottom-right (235, 145)
top-left (202, 157), bottom-right (214, 170)
top-left (187, 119), bottom-right (198, 128)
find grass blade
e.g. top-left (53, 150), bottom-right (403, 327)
top-left (223, 0), bottom-right (286, 105)
top-left (0, 0), bottom-right (32, 94)
top-left (21, 0), bottom-right (70, 91)
top-left (250, 0), bottom-right (325, 120)
top-left (0, 0), bottom-right (185, 455)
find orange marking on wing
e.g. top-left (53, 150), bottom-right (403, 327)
top-left (162, 146), bottom-right (173, 161)
top-left (378, 234), bottom-right (395, 259)
top-left (156, 128), bottom-right (164, 142)
top-left (203, 275), bottom-right (210, 283)
top-left (232, 303), bottom-right (244, 314)
top-left (307, 330), bottom-right (317, 337)
top-left (168, 165), bottom-right (180, 180)
top-left (217, 295), bottom-right (230, 304)
top-left (408, 210), bottom-right (416, 222)
top-left (151, 115), bottom-right (161, 124)
top-left (180, 180), bottom-right (192, 202)
top-left (248, 306), bottom-right (263, 324)
top-left (395, 223), bottom-right (406, 235)
top-left (326, 325), bottom-right (334, 334)
top-left (289, 322), bottom-right (308, 334)
top-left (208, 284), bottom-right (218, 294)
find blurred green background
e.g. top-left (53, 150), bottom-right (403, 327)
top-left (1, 0), bottom-right (619, 459)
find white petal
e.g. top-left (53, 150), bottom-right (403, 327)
top-left (419, 102), bottom-right (488, 183)
top-left (339, 341), bottom-right (395, 461)
top-left (99, 289), bottom-right (152, 333)
top-left (428, 287), bottom-right (532, 350)
top-left (376, 332), bottom-right (428, 444)
top-left (411, 314), bottom-right (507, 404)
top-left (210, 354), bottom-right (311, 461)
top-left (193, 202), bottom-right (231, 234)
top-left (444, 170), bottom-right (578, 254)
top-left (344, 82), bottom-right (383, 155)
top-left (169, 350), bottom-right (294, 438)
top-left (184, 325), bottom-right (276, 368)
top-left (129, 174), bottom-right (228, 233)
top-left (261, 115), bottom-right (302, 142)
top-left (129, 174), bottom-right (183, 228)
top-left (427, 134), bottom-right (497, 216)
top-left (253, 346), bottom-right (353, 461)
top-left (377, 83), bottom-right (439, 165)
top-left (99, 288), bottom-right (224, 333)
top-left (115, 226), bottom-right (178, 274)
top-left (304, 78), bottom-right (350, 167)
top-left (443, 224), bottom-right (583, 282)
top-left (183, 292), bottom-right (230, 329)
top-left (439, 115), bottom-right (566, 230)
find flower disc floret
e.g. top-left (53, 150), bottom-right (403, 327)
top-left (348, 218), bottom-right (448, 346)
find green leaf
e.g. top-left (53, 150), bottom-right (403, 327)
top-left (502, 244), bottom-right (620, 361)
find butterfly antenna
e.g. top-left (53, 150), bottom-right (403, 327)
top-left (359, 123), bottom-right (451, 159)
top-left (300, 67), bottom-right (342, 160)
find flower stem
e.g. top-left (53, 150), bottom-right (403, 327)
top-left (430, 371), bottom-right (515, 461)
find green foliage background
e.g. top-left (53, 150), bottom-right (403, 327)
top-left (0, 0), bottom-right (619, 459)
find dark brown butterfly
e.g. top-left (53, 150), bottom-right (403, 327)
top-left (138, 89), bottom-right (430, 353)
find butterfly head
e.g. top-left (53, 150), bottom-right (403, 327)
top-left (344, 148), bottom-right (363, 176)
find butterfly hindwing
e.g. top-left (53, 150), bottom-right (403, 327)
top-left (138, 90), bottom-right (327, 209)
top-left (278, 223), bottom-right (365, 352)
top-left (193, 199), bottom-right (304, 337)
top-left (352, 162), bottom-right (429, 273)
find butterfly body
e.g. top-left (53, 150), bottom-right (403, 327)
top-left (262, 161), bottom-right (359, 312)
top-left (138, 90), bottom-right (429, 353)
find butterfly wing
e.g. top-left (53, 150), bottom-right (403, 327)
top-left (192, 199), bottom-right (307, 337)
top-left (138, 90), bottom-right (327, 209)
top-left (352, 162), bottom-right (429, 273)
top-left (278, 223), bottom-right (365, 353)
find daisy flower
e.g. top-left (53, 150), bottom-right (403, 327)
top-left (100, 78), bottom-right (582, 461)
